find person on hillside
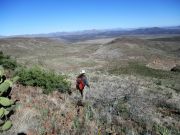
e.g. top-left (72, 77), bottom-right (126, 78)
top-left (76, 70), bottom-right (90, 99)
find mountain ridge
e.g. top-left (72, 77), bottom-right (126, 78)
top-left (2, 26), bottom-right (180, 38)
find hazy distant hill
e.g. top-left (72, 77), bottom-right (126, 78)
top-left (0, 35), bottom-right (5, 38)
top-left (6, 26), bottom-right (180, 42)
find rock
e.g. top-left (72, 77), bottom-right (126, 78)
top-left (170, 65), bottom-right (180, 72)
top-left (147, 57), bottom-right (176, 71)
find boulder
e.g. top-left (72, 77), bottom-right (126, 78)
top-left (171, 65), bottom-right (180, 72)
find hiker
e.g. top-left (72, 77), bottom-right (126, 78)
top-left (76, 70), bottom-right (90, 99)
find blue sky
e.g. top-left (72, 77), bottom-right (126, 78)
top-left (0, 0), bottom-right (180, 36)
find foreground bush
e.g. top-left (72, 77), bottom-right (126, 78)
top-left (15, 66), bottom-right (71, 94)
top-left (0, 51), bottom-right (18, 70)
top-left (0, 67), bottom-right (19, 132)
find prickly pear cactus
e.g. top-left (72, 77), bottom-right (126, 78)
top-left (0, 67), bottom-right (5, 84)
top-left (0, 67), bottom-right (19, 132)
top-left (0, 66), bottom-right (4, 77)
top-left (0, 97), bottom-right (14, 107)
top-left (1, 120), bottom-right (12, 131)
top-left (0, 80), bottom-right (12, 96)
top-left (0, 108), bottom-right (4, 118)
top-left (0, 76), bottom-right (19, 96)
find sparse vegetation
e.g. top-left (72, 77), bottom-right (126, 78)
top-left (108, 62), bottom-right (180, 79)
top-left (149, 36), bottom-right (180, 42)
top-left (154, 124), bottom-right (172, 135)
top-left (84, 103), bottom-right (94, 121)
top-left (0, 35), bottom-right (180, 134)
top-left (114, 99), bottom-right (129, 119)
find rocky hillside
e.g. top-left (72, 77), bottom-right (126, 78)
top-left (2, 71), bottom-right (180, 135)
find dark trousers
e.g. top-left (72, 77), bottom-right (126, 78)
top-left (79, 89), bottom-right (83, 97)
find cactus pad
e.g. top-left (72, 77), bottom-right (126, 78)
top-left (0, 108), bottom-right (4, 118)
top-left (1, 120), bottom-right (12, 131)
top-left (12, 76), bottom-right (19, 83)
top-left (0, 67), bottom-right (4, 77)
top-left (0, 65), bottom-right (18, 132)
top-left (0, 97), bottom-right (14, 107)
top-left (0, 81), bottom-right (11, 95)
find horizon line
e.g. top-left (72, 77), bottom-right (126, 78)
top-left (1, 25), bottom-right (180, 37)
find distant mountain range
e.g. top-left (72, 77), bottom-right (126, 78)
top-left (3, 26), bottom-right (180, 41)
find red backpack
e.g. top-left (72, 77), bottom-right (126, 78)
top-left (76, 78), bottom-right (85, 91)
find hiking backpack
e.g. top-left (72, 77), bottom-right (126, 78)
top-left (76, 78), bottom-right (85, 91)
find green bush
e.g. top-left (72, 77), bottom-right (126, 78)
top-left (15, 66), bottom-right (71, 94)
top-left (154, 79), bottom-right (162, 85)
top-left (85, 104), bottom-right (94, 121)
top-left (114, 100), bottom-right (129, 119)
top-left (0, 51), bottom-right (18, 70)
top-left (154, 124), bottom-right (171, 135)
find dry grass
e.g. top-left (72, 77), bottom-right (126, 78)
top-left (1, 68), bottom-right (180, 134)
top-left (77, 72), bottom-right (180, 134)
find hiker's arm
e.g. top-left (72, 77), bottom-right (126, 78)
top-left (84, 77), bottom-right (90, 88)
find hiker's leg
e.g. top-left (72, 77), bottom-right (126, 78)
top-left (80, 90), bottom-right (83, 97)
top-left (83, 88), bottom-right (86, 101)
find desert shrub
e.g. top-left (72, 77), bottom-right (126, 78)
top-left (168, 83), bottom-right (180, 93)
top-left (72, 116), bottom-right (80, 129)
top-left (85, 103), bottom-right (94, 121)
top-left (156, 99), bottom-right (180, 115)
top-left (15, 66), bottom-right (71, 94)
top-left (114, 100), bottom-right (129, 119)
top-left (154, 79), bottom-right (162, 85)
top-left (0, 51), bottom-right (18, 70)
top-left (154, 124), bottom-right (171, 135)
top-left (108, 62), bottom-right (179, 79)
top-left (172, 84), bottom-right (180, 93)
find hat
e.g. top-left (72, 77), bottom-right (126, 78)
top-left (80, 70), bottom-right (85, 74)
